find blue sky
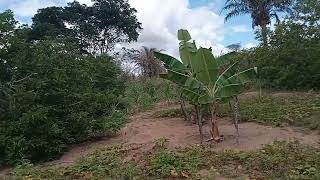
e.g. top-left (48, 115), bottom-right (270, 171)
top-left (0, 0), bottom-right (258, 54)
top-left (189, 0), bottom-right (257, 47)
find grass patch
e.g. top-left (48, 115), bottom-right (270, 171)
top-left (154, 92), bottom-right (320, 131)
top-left (12, 146), bottom-right (143, 180)
top-left (209, 141), bottom-right (320, 179)
top-left (125, 78), bottom-right (177, 113)
top-left (146, 146), bottom-right (207, 178)
top-left (9, 142), bottom-right (320, 179)
top-left (217, 93), bottom-right (320, 129)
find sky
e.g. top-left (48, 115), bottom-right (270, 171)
top-left (0, 0), bottom-right (258, 56)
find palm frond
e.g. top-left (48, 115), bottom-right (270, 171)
top-left (270, 13), bottom-right (280, 24)
top-left (224, 8), bottom-right (250, 22)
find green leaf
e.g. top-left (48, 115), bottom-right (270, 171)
top-left (154, 52), bottom-right (187, 72)
top-left (178, 29), bottom-right (191, 41)
top-left (192, 48), bottom-right (219, 87)
top-left (160, 70), bottom-right (202, 90)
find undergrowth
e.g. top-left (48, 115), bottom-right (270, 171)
top-left (125, 78), bottom-right (177, 113)
top-left (207, 141), bottom-right (320, 179)
top-left (229, 93), bottom-right (320, 129)
top-left (12, 146), bottom-right (142, 180)
top-left (156, 92), bottom-right (320, 131)
top-left (10, 141), bottom-right (320, 179)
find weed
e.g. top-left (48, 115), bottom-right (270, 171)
top-left (125, 78), bottom-right (177, 113)
top-left (12, 146), bottom-right (143, 180)
top-left (218, 93), bottom-right (320, 130)
top-left (10, 142), bottom-right (320, 179)
top-left (147, 146), bottom-right (207, 178)
top-left (155, 107), bottom-right (192, 118)
top-left (207, 141), bottom-right (320, 179)
top-left (154, 138), bottom-right (169, 149)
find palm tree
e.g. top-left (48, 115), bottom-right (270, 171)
top-left (222, 0), bottom-right (293, 46)
top-left (133, 46), bottom-right (164, 78)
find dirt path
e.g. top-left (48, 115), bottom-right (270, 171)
top-left (47, 101), bottom-right (320, 167)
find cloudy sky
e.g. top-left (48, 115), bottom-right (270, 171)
top-left (0, 0), bottom-right (258, 56)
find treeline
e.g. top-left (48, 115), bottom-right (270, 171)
top-left (0, 0), bottom-right (142, 165)
top-left (237, 0), bottom-right (320, 90)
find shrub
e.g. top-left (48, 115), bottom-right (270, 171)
top-left (0, 40), bottom-right (127, 165)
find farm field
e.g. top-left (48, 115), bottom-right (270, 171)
top-left (0, 0), bottom-right (319, 179)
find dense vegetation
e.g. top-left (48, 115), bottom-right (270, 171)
top-left (0, 0), bottom-right (142, 165)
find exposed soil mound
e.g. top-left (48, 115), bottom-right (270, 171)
top-left (51, 102), bottom-right (320, 166)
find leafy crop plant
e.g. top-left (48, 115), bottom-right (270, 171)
top-left (155, 29), bottom-right (257, 142)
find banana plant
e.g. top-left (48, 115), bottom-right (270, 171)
top-left (155, 29), bottom-right (257, 142)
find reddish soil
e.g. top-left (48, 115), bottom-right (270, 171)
top-left (49, 102), bottom-right (320, 166)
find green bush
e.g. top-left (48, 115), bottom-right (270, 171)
top-left (0, 40), bottom-right (127, 165)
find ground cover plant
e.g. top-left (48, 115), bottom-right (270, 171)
top-left (156, 92), bottom-right (320, 131)
top-left (218, 92), bottom-right (320, 130)
top-left (10, 141), bottom-right (320, 179)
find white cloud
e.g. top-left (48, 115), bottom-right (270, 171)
top-left (244, 42), bottom-right (256, 49)
top-left (231, 25), bottom-right (251, 33)
top-left (73, 0), bottom-right (93, 6)
top-left (5, 0), bottom-right (63, 17)
top-left (128, 0), bottom-right (228, 57)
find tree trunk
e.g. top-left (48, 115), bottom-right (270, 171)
top-left (261, 25), bottom-right (268, 47)
top-left (179, 94), bottom-right (191, 122)
top-left (210, 104), bottom-right (221, 142)
top-left (195, 105), bottom-right (203, 143)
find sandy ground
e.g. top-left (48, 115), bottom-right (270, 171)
top-left (48, 102), bottom-right (320, 167)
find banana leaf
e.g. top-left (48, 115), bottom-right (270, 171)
top-left (178, 29), bottom-right (197, 67)
top-left (192, 48), bottom-right (219, 87)
top-left (154, 52), bottom-right (187, 72)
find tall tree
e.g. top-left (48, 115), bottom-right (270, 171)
top-left (31, 0), bottom-right (142, 54)
top-left (221, 0), bottom-right (293, 46)
top-left (31, 7), bottom-right (69, 40)
top-left (0, 10), bottom-right (17, 82)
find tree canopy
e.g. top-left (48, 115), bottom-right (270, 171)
top-left (31, 0), bottom-right (142, 54)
